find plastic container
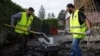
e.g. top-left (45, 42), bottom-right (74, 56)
top-left (38, 37), bottom-right (54, 45)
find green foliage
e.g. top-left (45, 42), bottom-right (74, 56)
top-left (47, 12), bottom-right (55, 19)
top-left (47, 13), bottom-right (51, 19)
top-left (57, 10), bottom-right (66, 20)
top-left (32, 17), bottom-right (58, 32)
top-left (38, 5), bottom-right (46, 19)
top-left (31, 16), bottom-right (43, 32)
top-left (0, 0), bottom-right (23, 29)
top-left (45, 19), bottom-right (58, 29)
top-left (51, 12), bottom-right (55, 18)
top-left (0, 0), bottom-right (24, 45)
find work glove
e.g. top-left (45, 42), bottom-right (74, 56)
top-left (86, 30), bottom-right (92, 36)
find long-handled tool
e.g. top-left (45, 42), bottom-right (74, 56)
top-left (4, 24), bottom-right (49, 42)
top-left (58, 30), bottom-right (86, 35)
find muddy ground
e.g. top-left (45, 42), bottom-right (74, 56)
top-left (0, 35), bottom-right (100, 56)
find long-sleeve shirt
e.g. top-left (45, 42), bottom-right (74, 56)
top-left (11, 12), bottom-right (22, 26)
top-left (11, 12), bottom-right (34, 31)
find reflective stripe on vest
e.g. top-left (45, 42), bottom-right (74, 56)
top-left (15, 12), bottom-right (34, 35)
top-left (70, 23), bottom-right (85, 28)
top-left (70, 10), bottom-right (87, 39)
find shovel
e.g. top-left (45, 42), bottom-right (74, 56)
top-left (4, 24), bottom-right (49, 42)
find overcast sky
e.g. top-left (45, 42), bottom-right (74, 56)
top-left (11, 0), bottom-right (73, 18)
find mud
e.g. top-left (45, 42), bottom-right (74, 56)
top-left (0, 41), bottom-right (100, 56)
top-left (0, 34), bottom-right (100, 56)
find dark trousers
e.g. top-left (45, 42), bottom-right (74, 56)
top-left (16, 33), bottom-right (28, 55)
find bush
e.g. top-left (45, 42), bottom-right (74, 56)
top-left (0, 0), bottom-right (23, 27)
top-left (31, 16), bottom-right (43, 32)
top-left (45, 19), bottom-right (58, 29)
top-left (41, 18), bottom-right (58, 34)
top-left (0, 0), bottom-right (24, 45)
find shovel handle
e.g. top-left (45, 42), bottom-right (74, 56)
top-left (58, 30), bottom-right (86, 35)
top-left (4, 24), bottom-right (49, 42)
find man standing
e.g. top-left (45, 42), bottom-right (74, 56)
top-left (66, 4), bottom-right (91, 56)
top-left (11, 7), bottom-right (34, 56)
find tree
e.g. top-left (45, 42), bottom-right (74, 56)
top-left (51, 12), bottom-right (55, 18)
top-left (57, 10), bottom-right (66, 20)
top-left (0, 0), bottom-right (23, 29)
top-left (0, 0), bottom-right (24, 46)
top-left (38, 5), bottom-right (46, 19)
top-left (47, 12), bottom-right (55, 19)
top-left (47, 13), bottom-right (51, 19)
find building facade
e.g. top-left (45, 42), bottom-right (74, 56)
top-left (74, 0), bottom-right (100, 23)
top-left (74, 0), bottom-right (100, 34)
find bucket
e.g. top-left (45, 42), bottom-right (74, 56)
top-left (38, 37), bottom-right (54, 45)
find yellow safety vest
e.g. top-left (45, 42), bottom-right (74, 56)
top-left (70, 10), bottom-right (87, 39)
top-left (15, 12), bottom-right (34, 35)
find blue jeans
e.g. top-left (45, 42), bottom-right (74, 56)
top-left (70, 38), bottom-right (82, 56)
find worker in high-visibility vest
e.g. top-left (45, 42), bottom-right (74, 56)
top-left (11, 7), bottom-right (34, 56)
top-left (65, 4), bottom-right (91, 56)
